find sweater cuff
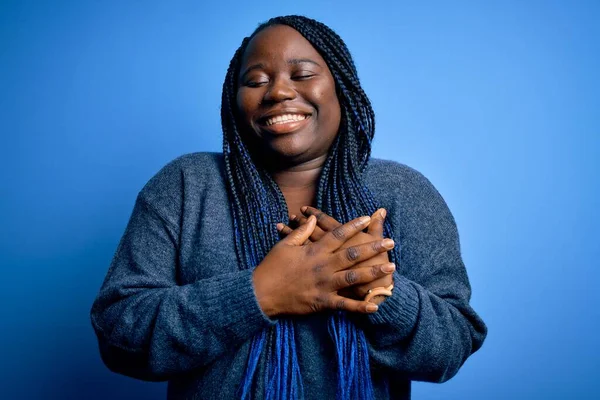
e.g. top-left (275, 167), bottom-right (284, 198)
top-left (203, 270), bottom-right (276, 344)
top-left (364, 275), bottom-right (420, 340)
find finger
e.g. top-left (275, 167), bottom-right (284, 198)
top-left (353, 274), bottom-right (394, 298)
top-left (301, 206), bottom-right (341, 231)
top-left (327, 294), bottom-right (379, 314)
top-left (293, 214), bottom-right (327, 241)
top-left (287, 215), bottom-right (298, 229)
top-left (290, 214), bottom-right (301, 228)
top-left (332, 238), bottom-right (395, 270)
top-left (283, 215), bottom-right (316, 246)
top-left (349, 250), bottom-right (391, 271)
top-left (276, 223), bottom-right (294, 237)
top-left (368, 208), bottom-right (386, 238)
top-left (278, 223), bottom-right (310, 246)
top-left (331, 262), bottom-right (395, 291)
top-left (317, 216), bottom-right (371, 252)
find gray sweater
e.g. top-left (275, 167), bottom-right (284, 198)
top-left (90, 152), bottom-right (487, 399)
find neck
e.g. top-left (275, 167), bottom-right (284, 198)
top-left (268, 154), bottom-right (327, 217)
top-left (270, 154), bottom-right (327, 189)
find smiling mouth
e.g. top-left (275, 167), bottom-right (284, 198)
top-left (261, 113), bottom-right (311, 127)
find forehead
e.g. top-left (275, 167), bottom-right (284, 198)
top-left (241, 25), bottom-right (325, 66)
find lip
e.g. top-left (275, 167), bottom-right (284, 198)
top-left (258, 107), bottom-right (312, 122)
top-left (258, 115), bottom-right (311, 135)
top-left (256, 107), bottom-right (313, 135)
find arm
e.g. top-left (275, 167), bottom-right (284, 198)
top-left (274, 166), bottom-right (486, 382)
top-left (90, 193), bottom-right (275, 382)
top-left (357, 169), bottom-right (487, 383)
top-left (91, 192), bottom-right (391, 381)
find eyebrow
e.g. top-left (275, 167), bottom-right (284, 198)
top-left (287, 58), bottom-right (321, 67)
top-left (240, 58), bottom-right (321, 78)
top-left (240, 63), bottom-right (265, 78)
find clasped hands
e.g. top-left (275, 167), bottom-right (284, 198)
top-left (252, 206), bottom-right (395, 318)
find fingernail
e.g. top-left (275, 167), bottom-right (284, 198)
top-left (301, 206), bottom-right (308, 213)
top-left (359, 216), bottom-right (371, 225)
top-left (382, 239), bottom-right (395, 249)
top-left (276, 223), bottom-right (284, 231)
top-left (382, 263), bottom-right (395, 273)
top-left (290, 215), bottom-right (297, 221)
top-left (380, 208), bottom-right (387, 218)
top-left (366, 304), bottom-right (378, 312)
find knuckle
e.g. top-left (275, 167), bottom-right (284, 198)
top-left (345, 270), bottom-right (358, 285)
top-left (371, 241), bottom-right (381, 252)
top-left (370, 265), bottom-right (380, 278)
top-left (315, 279), bottom-right (327, 288)
top-left (310, 294), bottom-right (326, 312)
top-left (306, 245), bottom-right (318, 257)
top-left (315, 211), bottom-right (325, 221)
top-left (312, 263), bottom-right (324, 273)
top-left (346, 246), bottom-right (360, 261)
top-left (334, 299), bottom-right (345, 310)
top-left (332, 226), bottom-right (345, 240)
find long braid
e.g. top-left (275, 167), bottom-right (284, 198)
top-left (221, 15), bottom-right (401, 400)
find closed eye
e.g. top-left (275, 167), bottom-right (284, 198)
top-left (292, 74), bottom-right (316, 81)
top-left (244, 80), bottom-right (268, 88)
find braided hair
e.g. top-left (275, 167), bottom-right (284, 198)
top-left (220, 15), bottom-right (401, 400)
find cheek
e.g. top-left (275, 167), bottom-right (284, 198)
top-left (236, 89), bottom-right (258, 121)
top-left (314, 84), bottom-right (341, 126)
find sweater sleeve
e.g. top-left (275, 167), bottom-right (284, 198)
top-left (357, 165), bottom-right (487, 383)
top-left (90, 192), bottom-right (275, 382)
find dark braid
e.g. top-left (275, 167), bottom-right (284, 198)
top-left (221, 15), bottom-right (401, 400)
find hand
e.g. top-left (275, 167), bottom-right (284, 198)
top-left (253, 215), bottom-right (396, 317)
top-left (277, 207), bottom-right (393, 305)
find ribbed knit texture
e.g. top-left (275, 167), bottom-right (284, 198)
top-left (90, 152), bottom-right (487, 399)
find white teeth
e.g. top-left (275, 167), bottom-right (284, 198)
top-left (265, 114), bottom-right (308, 126)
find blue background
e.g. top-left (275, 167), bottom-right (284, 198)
top-left (2, 0), bottom-right (599, 399)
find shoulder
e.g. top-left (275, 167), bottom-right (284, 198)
top-left (365, 157), bottom-right (441, 201)
top-left (365, 157), bottom-right (457, 230)
top-left (138, 152), bottom-right (227, 217)
top-left (142, 152), bottom-right (224, 192)
top-left (146, 152), bottom-right (224, 184)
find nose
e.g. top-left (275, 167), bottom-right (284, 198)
top-left (263, 76), bottom-right (296, 103)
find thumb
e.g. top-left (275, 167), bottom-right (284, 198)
top-left (283, 215), bottom-right (316, 246)
top-left (367, 208), bottom-right (386, 238)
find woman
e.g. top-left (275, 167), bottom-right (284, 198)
top-left (91, 15), bottom-right (487, 400)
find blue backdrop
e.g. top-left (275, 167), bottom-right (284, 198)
top-left (2, 1), bottom-right (598, 399)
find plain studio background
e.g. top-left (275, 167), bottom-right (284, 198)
top-left (1, 1), bottom-right (598, 399)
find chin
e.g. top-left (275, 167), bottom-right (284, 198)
top-left (271, 147), bottom-right (309, 160)
top-left (266, 136), bottom-right (313, 158)
top-left (255, 144), bottom-right (312, 168)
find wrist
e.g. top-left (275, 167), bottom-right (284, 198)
top-left (252, 268), bottom-right (279, 318)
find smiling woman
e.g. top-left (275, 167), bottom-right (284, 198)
top-left (90, 15), bottom-right (487, 400)
top-left (236, 24), bottom-right (341, 172)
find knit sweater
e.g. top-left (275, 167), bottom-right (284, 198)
top-left (90, 152), bottom-right (487, 399)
